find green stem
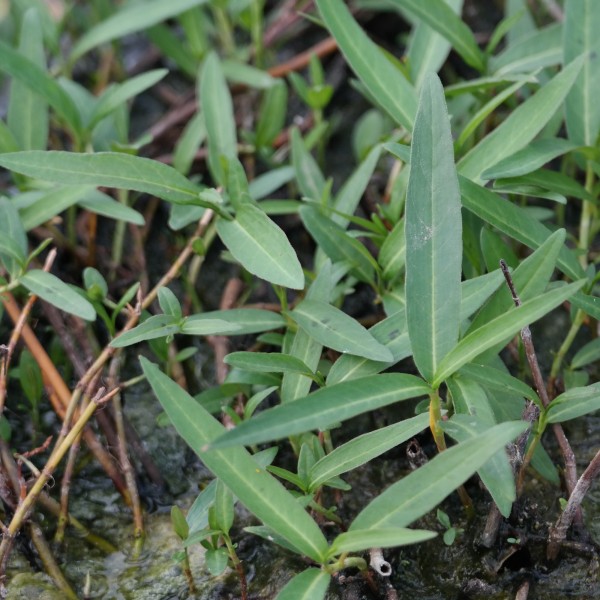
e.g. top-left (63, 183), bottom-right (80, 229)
top-left (549, 308), bottom-right (585, 384)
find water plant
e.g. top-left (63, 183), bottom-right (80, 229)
top-left (0, 0), bottom-right (599, 598)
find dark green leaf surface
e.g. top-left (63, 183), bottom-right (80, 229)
top-left (20, 271), bottom-right (95, 321)
top-left (433, 280), bottom-right (586, 387)
top-left (405, 73), bottom-right (462, 383)
top-left (329, 528), bottom-right (436, 555)
top-left (224, 352), bottom-right (314, 377)
top-left (182, 309), bottom-right (284, 335)
top-left (564, 0), bottom-right (600, 146)
top-left (316, 0), bottom-right (417, 130)
top-left (291, 300), bottom-right (393, 362)
top-left (7, 9), bottom-right (48, 150)
top-left (458, 55), bottom-right (584, 182)
top-left (388, 0), bottom-right (485, 71)
top-left (308, 413), bottom-right (428, 490)
top-left (201, 52), bottom-right (237, 185)
top-left (275, 569), bottom-right (330, 600)
top-left (0, 151), bottom-right (213, 206)
top-left (349, 421), bottom-right (526, 530)
top-left (70, 0), bottom-right (210, 61)
top-left (216, 203), bottom-right (304, 289)
top-left (547, 383), bottom-right (600, 423)
top-left (210, 374), bottom-right (430, 449)
top-left (140, 358), bottom-right (329, 563)
top-left (460, 178), bottom-right (584, 280)
top-left (481, 138), bottom-right (578, 180)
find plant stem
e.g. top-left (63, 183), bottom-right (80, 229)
top-left (548, 308), bottom-right (585, 394)
top-left (547, 447), bottom-right (600, 560)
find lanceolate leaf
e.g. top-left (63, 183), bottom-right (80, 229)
top-left (564, 0), bottom-right (600, 146)
top-left (0, 40), bottom-right (81, 136)
top-left (442, 414), bottom-right (516, 517)
top-left (224, 352), bottom-right (314, 377)
top-left (291, 299), bottom-right (393, 362)
top-left (349, 421), bottom-right (526, 530)
top-left (276, 569), bottom-right (330, 600)
top-left (460, 177), bottom-right (584, 281)
top-left (110, 315), bottom-right (180, 347)
top-left (432, 280), bottom-right (586, 387)
top-left (388, 0), bottom-right (485, 72)
top-left (0, 151), bottom-right (221, 208)
top-left (140, 358), bottom-right (329, 563)
top-left (315, 0), bottom-right (417, 130)
top-left (407, 0), bottom-right (464, 88)
top-left (405, 73), bottom-right (462, 383)
top-left (20, 271), bottom-right (96, 321)
top-left (308, 413), bottom-right (428, 490)
top-left (70, 0), bottom-right (210, 61)
top-left (216, 203), bottom-right (304, 289)
top-left (481, 138), bottom-right (578, 180)
top-left (201, 52), bottom-right (237, 186)
top-left (329, 528), bottom-right (436, 555)
top-left (7, 9), bottom-right (48, 151)
top-left (182, 308), bottom-right (284, 335)
top-left (458, 55), bottom-right (585, 183)
top-left (546, 383), bottom-right (600, 423)
top-left (291, 128), bottom-right (326, 202)
top-left (209, 374), bottom-right (430, 449)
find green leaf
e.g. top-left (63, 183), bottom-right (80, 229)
top-left (333, 145), bottom-right (382, 227)
top-left (171, 505), bottom-right (189, 540)
top-left (329, 528), bottom-right (436, 555)
top-left (494, 168), bottom-right (595, 203)
top-left (405, 73), bottom-right (462, 383)
top-left (349, 421), bottom-right (526, 530)
top-left (442, 413), bottom-right (516, 518)
top-left (299, 206), bottom-right (376, 283)
top-left (276, 569), bottom-right (331, 600)
top-left (7, 9), bottom-right (48, 150)
top-left (460, 270), bottom-right (505, 321)
top-left (20, 270), bottom-right (95, 321)
top-left (458, 55), bottom-right (585, 183)
top-left (308, 413), bottom-right (428, 491)
top-left (432, 280), bottom-right (586, 387)
top-left (201, 52), bottom-right (237, 186)
top-left (158, 287), bottom-right (182, 320)
top-left (0, 151), bottom-right (218, 207)
top-left (216, 203), bottom-right (304, 289)
top-left (407, 0), bottom-right (464, 88)
top-left (209, 374), bottom-right (430, 449)
top-left (460, 178), bottom-right (584, 281)
top-left (0, 39), bottom-right (81, 136)
top-left (379, 218), bottom-right (406, 283)
top-left (326, 310), bottom-right (411, 385)
top-left (571, 337), bottom-right (600, 369)
top-left (88, 69), bottom-right (168, 129)
top-left (315, 0), bottom-right (417, 130)
top-left (546, 383), bottom-right (600, 423)
top-left (0, 198), bottom-right (27, 275)
top-left (570, 292), bottom-right (600, 321)
top-left (481, 138), bottom-right (578, 180)
top-left (388, 0), bottom-right (485, 72)
top-left (564, 0), bottom-right (600, 146)
top-left (490, 23), bottom-right (562, 75)
top-left (291, 299), bottom-right (393, 362)
top-left (291, 128), bottom-right (325, 201)
top-left (459, 363), bottom-right (540, 405)
top-left (110, 315), bottom-right (181, 347)
top-left (140, 358), bottom-right (329, 562)
top-left (182, 308), bottom-right (284, 335)
top-left (224, 352), bottom-right (315, 377)
top-left (77, 189), bottom-right (145, 225)
top-left (281, 262), bottom-right (334, 404)
top-left (70, 0), bottom-right (210, 61)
